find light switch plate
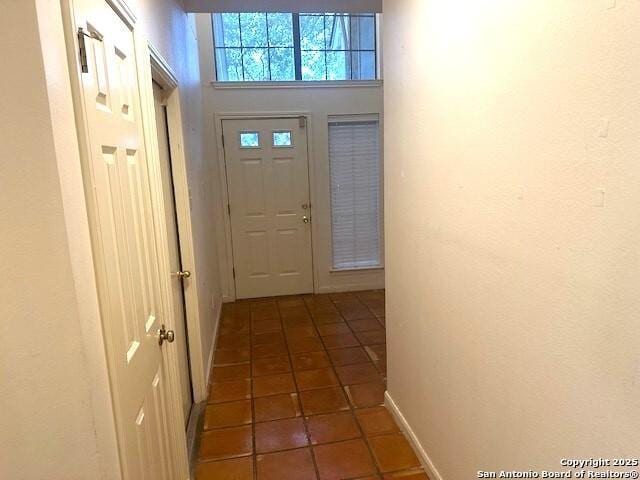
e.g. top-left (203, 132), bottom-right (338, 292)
top-left (598, 118), bottom-right (610, 138)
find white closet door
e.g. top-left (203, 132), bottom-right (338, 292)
top-left (72, 1), bottom-right (182, 477)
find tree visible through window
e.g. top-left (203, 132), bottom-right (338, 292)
top-left (213, 13), bottom-right (377, 81)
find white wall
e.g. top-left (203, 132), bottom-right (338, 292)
top-left (384, 1), bottom-right (640, 479)
top-left (196, 14), bottom-right (385, 299)
top-left (0, 1), bottom-right (118, 478)
top-left (134, 0), bottom-right (224, 389)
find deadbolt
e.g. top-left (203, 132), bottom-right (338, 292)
top-left (158, 324), bottom-right (175, 346)
top-left (301, 203), bottom-right (310, 210)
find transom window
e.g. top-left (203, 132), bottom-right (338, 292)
top-left (213, 13), bottom-right (377, 82)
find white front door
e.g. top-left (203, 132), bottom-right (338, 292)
top-left (71, 1), bottom-right (183, 478)
top-left (153, 83), bottom-right (192, 426)
top-left (223, 118), bottom-right (313, 299)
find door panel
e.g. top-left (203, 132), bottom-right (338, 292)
top-left (223, 118), bottom-right (313, 299)
top-left (153, 83), bottom-right (192, 426)
top-left (72, 1), bottom-right (178, 478)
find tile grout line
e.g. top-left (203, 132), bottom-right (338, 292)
top-left (328, 293), bottom-right (386, 480)
top-left (249, 305), bottom-right (258, 480)
top-left (198, 292), bottom-right (427, 480)
top-left (277, 297), bottom-right (322, 480)
top-left (303, 293), bottom-right (385, 480)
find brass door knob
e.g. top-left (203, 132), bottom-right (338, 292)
top-left (302, 216), bottom-right (310, 224)
top-left (175, 270), bottom-right (191, 279)
top-left (158, 324), bottom-right (175, 346)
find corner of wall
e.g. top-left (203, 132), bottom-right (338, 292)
top-left (385, 391), bottom-right (443, 480)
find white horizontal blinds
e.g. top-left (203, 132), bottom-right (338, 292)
top-left (329, 120), bottom-right (381, 270)
top-left (184, 0), bottom-right (382, 13)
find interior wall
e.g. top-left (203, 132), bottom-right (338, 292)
top-left (134, 0), bottom-right (223, 385)
top-left (383, 1), bottom-right (640, 479)
top-left (0, 1), bottom-right (118, 478)
top-left (196, 14), bottom-right (385, 299)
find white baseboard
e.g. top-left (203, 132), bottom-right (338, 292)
top-left (385, 391), bottom-right (444, 480)
top-left (204, 298), bottom-right (223, 391)
top-left (316, 282), bottom-right (385, 294)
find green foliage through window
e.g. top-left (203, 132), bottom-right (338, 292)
top-left (213, 13), bottom-right (377, 81)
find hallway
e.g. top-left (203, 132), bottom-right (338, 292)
top-left (5, 1), bottom-right (640, 478)
top-left (196, 291), bottom-right (426, 479)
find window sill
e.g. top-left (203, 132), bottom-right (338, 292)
top-left (210, 80), bottom-right (383, 90)
top-left (330, 265), bottom-right (384, 274)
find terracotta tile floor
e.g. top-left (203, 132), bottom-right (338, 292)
top-left (196, 290), bottom-right (429, 480)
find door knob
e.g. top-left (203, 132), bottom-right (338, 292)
top-left (302, 216), bottom-right (310, 224)
top-left (158, 324), bottom-right (175, 346)
top-left (175, 270), bottom-right (191, 279)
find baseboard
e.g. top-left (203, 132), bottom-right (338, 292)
top-left (203, 298), bottom-right (223, 389)
top-left (316, 282), bottom-right (385, 294)
top-left (385, 391), bottom-right (444, 480)
top-left (186, 401), bottom-right (205, 478)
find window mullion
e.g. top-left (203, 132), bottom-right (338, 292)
top-left (238, 14), bottom-right (246, 81)
top-left (265, 13), bottom-right (272, 81)
top-left (292, 13), bottom-right (302, 81)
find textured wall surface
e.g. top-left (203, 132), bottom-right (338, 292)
top-left (383, 1), bottom-right (640, 478)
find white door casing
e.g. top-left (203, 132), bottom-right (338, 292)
top-left (153, 83), bottom-right (192, 426)
top-left (223, 117), bottom-right (314, 299)
top-left (66, 0), bottom-right (188, 478)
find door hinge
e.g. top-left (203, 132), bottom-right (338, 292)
top-left (77, 27), bottom-right (102, 73)
top-left (232, 267), bottom-right (236, 279)
top-left (221, 134), bottom-right (226, 149)
top-left (227, 204), bottom-right (231, 215)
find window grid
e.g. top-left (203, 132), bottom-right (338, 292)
top-left (299, 13), bottom-right (376, 81)
top-left (213, 13), bottom-right (377, 81)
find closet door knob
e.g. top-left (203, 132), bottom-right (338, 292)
top-left (158, 325), bottom-right (175, 346)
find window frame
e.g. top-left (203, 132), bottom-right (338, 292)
top-left (272, 130), bottom-right (294, 148)
top-left (239, 131), bottom-right (261, 148)
top-left (212, 12), bottom-right (380, 83)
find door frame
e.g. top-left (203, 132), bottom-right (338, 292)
top-left (60, 1), bottom-right (189, 478)
top-left (215, 112), bottom-right (317, 301)
top-left (148, 45), bottom-right (209, 407)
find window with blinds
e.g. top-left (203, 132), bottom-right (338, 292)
top-left (329, 118), bottom-right (382, 270)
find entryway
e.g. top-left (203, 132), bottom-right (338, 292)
top-left (222, 117), bottom-right (314, 299)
